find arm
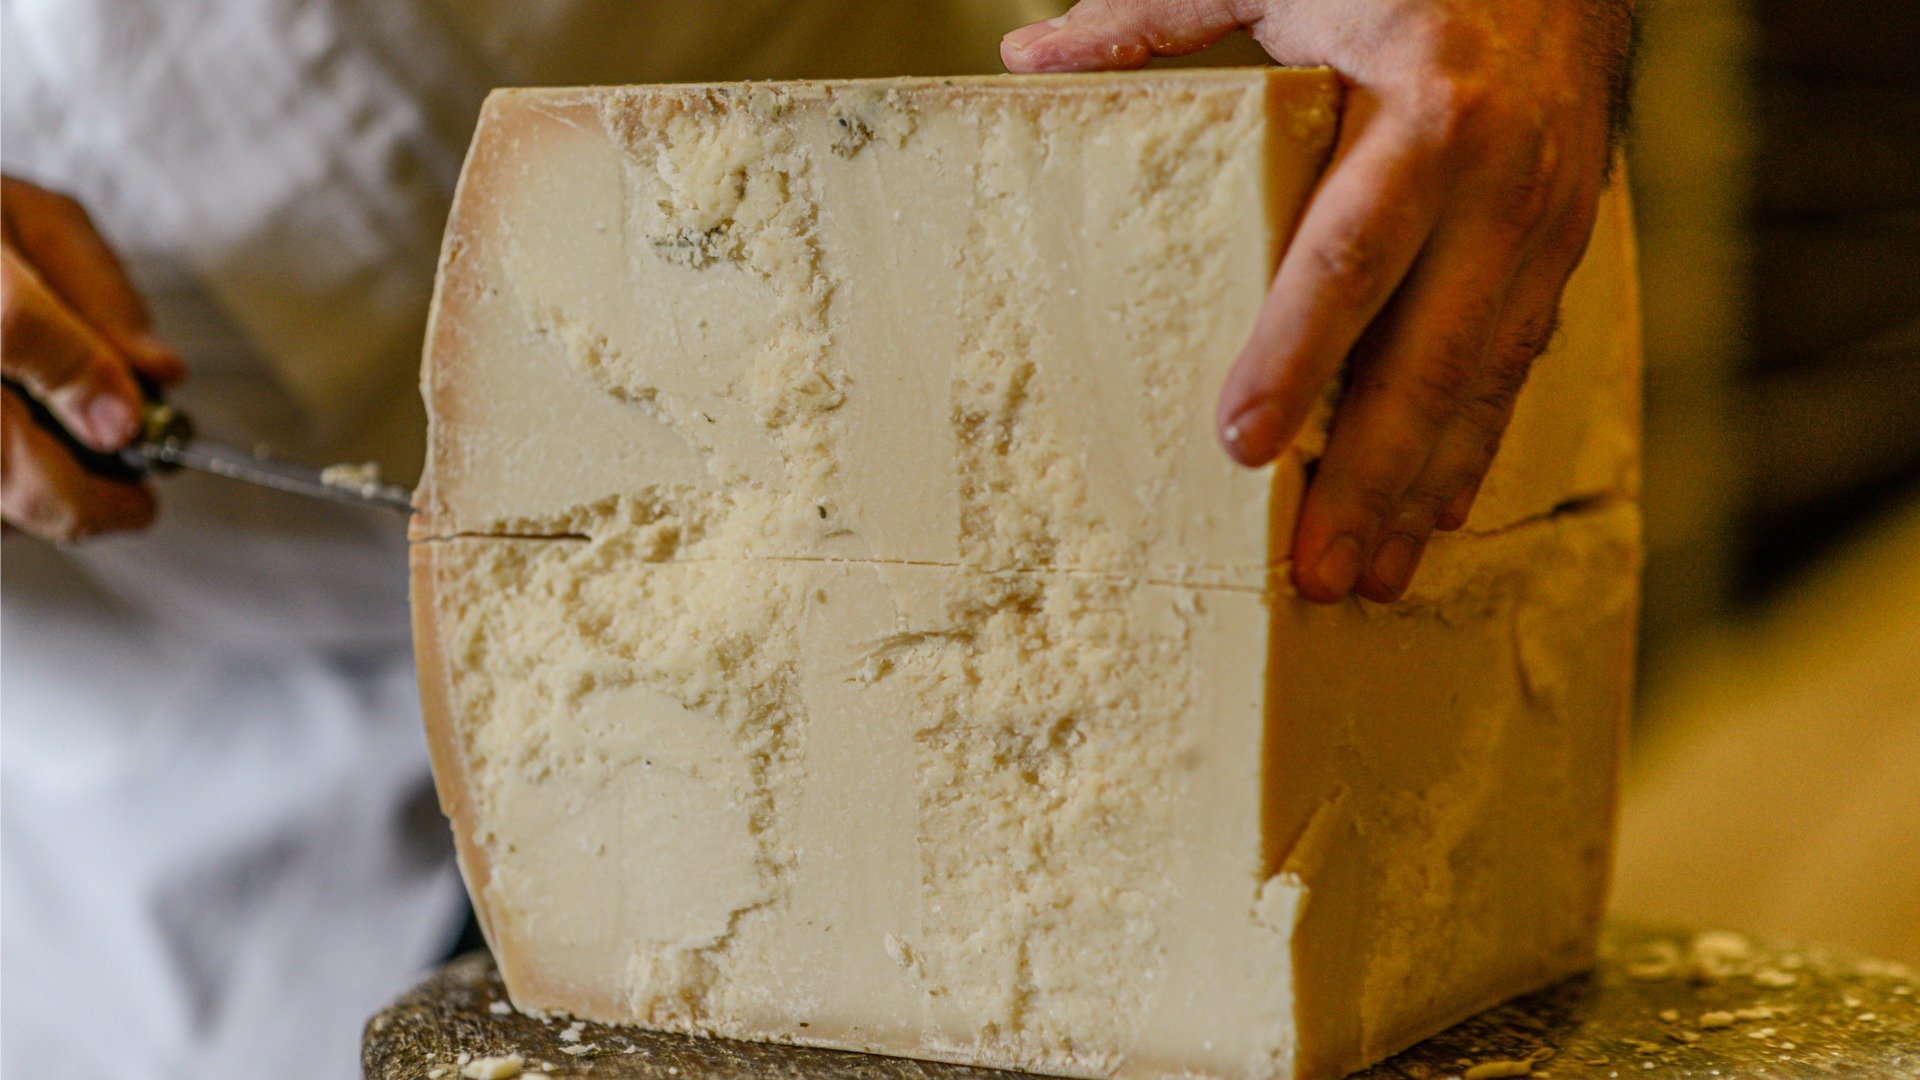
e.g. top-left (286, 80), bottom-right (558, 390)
top-left (1004, 0), bottom-right (1637, 603)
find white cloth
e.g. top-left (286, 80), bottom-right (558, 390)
top-left (0, 2), bottom-right (1051, 1077)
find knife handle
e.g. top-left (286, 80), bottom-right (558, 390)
top-left (0, 376), bottom-right (194, 482)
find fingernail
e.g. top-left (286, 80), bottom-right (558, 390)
top-left (1222, 399), bottom-right (1285, 466)
top-left (1002, 15), bottom-right (1066, 54)
top-left (128, 331), bottom-right (186, 378)
top-left (1314, 535), bottom-right (1364, 597)
top-left (1371, 534), bottom-right (1418, 597)
top-left (88, 395), bottom-right (139, 447)
top-left (132, 330), bottom-right (178, 362)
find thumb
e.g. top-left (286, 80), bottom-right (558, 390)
top-left (1002, 0), bottom-right (1248, 72)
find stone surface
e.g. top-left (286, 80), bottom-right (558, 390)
top-left (366, 922), bottom-right (1918, 1080)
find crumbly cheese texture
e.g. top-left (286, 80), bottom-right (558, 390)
top-left (411, 70), bottom-right (1643, 1080)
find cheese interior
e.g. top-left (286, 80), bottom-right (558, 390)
top-left (412, 70), bottom-right (1642, 1080)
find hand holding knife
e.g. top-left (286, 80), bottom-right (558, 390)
top-left (4, 376), bottom-right (415, 515)
top-left (4, 175), bottom-right (410, 530)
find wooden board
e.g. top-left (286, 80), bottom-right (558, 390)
top-left (364, 922), bottom-right (1918, 1079)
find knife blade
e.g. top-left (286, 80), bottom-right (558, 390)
top-left (4, 377), bottom-right (414, 515)
top-left (129, 437), bottom-right (416, 514)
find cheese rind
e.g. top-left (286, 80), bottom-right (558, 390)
top-left (412, 69), bottom-right (1643, 1080)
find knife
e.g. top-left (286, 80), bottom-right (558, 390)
top-left (4, 378), bottom-right (415, 515)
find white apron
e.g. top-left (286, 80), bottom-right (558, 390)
top-left (0, 2), bottom-right (1051, 1076)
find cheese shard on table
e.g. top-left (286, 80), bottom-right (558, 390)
top-left (411, 70), bottom-right (1642, 1080)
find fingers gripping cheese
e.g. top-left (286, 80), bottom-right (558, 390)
top-left (411, 70), bottom-right (1641, 1080)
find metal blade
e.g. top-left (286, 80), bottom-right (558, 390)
top-left (129, 439), bottom-right (415, 514)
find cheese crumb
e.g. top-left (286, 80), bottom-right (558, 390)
top-left (1690, 930), bottom-right (1752, 961)
top-left (883, 932), bottom-right (915, 969)
top-left (461, 1055), bottom-right (524, 1079)
top-left (1626, 942), bottom-right (1681, 980)
top-left (1752, 968), bottom-right (1797, 988)
top-left (320, 460), bottom-right (384, 494)
top-left (488, 1000), bottom-right (513, 1015)
top-left (1697, 1011), bottom-right (1735, 1029)
top-left (558, 1021), bottom-right (585, 1043)
top-left (1464, 1061), bottom-right (1535, 1079)
top-left (1686, 930), bottom-right (1756, 983)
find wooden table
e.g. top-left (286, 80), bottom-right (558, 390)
top-left (364, 922), bottom-right (1918, 1079)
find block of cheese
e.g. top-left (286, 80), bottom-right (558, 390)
top-left (411, 70), bottom-right (1642, 1080)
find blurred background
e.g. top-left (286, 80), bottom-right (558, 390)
top-left (1611, 0), bottom-right (1920, 965)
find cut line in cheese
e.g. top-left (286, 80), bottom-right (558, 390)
top-left (411, 69), bottom-right (1642, 1080)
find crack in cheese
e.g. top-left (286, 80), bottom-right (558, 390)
top-left (411, 69), bottom-right (1643, 1080)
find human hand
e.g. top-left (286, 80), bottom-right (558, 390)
top-left (1003, 0), bottom-right (1636, 603)
top-left (2, 175), bottom-right (185, 540)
